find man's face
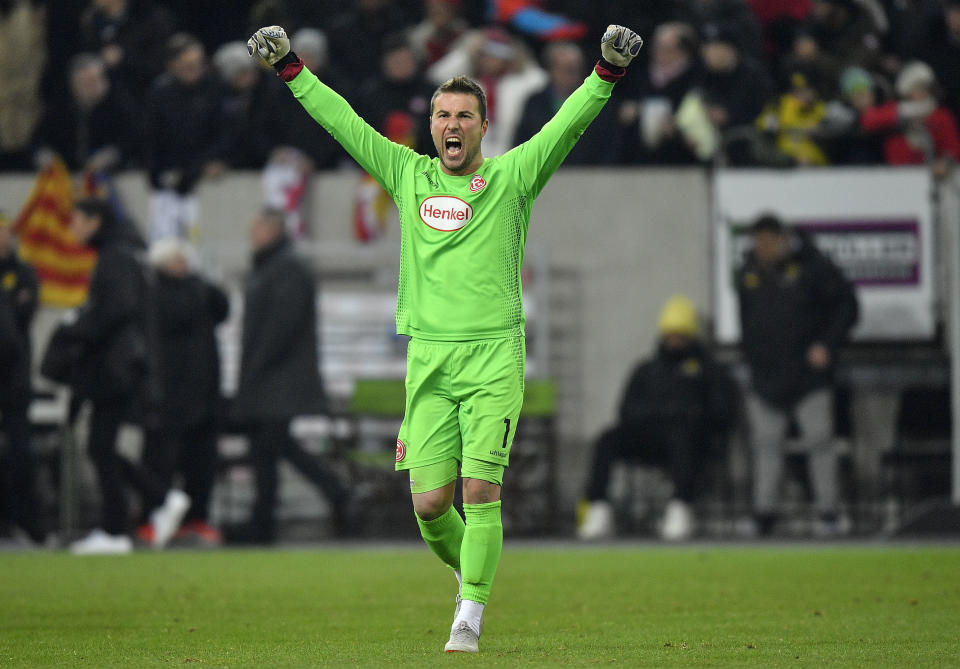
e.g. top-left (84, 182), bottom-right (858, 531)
top-left (70, 211), bottom-right (101, 246)
top-left (701, 42), bottom-right (737, 72)
top-left (662, 333), bottom-right (693, 351)
top-left (752, 229), bottom-right (790, 266)
top-left (430, 92), bottom-right (488, 175)
top-left (549, 47), bottom-right (583, 96)
top-left (71, 64), bottom-right (110, 109)
top-left (170, 45), bottom-right (206, 87)
top-left (250, 214), bottom-right (282, 250)
top-left (948, 7), bottom-right (960, 39)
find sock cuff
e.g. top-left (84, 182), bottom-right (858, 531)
top-left (416, 505), bottom-right (463, 535)
top-left (463, 500), bottom-right (501, 524)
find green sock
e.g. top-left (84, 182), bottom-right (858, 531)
top-left (460, 501), bottom-right (503, 605)
top-left (416, 505), bottom-right (465, 571)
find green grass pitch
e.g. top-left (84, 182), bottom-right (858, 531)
top-left (1, 543), bottom-right (959, 667)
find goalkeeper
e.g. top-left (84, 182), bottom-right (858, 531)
top-left (248, 23), bottom-right (642, 654)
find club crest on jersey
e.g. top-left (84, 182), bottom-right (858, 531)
top-left (419, 196), bottom-right (473, 231)
top-left (469, 174), bottom-right (487, 193)
top-left (396, 439), bottom-right (406, 462)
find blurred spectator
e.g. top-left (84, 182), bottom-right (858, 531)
top-left (803, 0), bottom-right (886, 76)
top-left (34, 53), bottom-right (137, 172)
top-left (699, 22), bottom-right (774, 164)
top-left (80, 0), bottom-right (176, 104)
top-left (144, 33), bottom-right (226, 241)
top-left (0, 213), bottom-right (43, 544)
top-left (859, 60), bottom-right (960, 178)
top-left (214, 41), bottom-right (281, 170)
top-left (754, 67), bottom-right (831, 166)
top-left (407, 0), bottom-right (468, 66)
top-left (780, 29), bottom-right (845, 99)
top-left (913, 0), bottom-right (960, 121)
top-left (139, 239), bottom-right (229, 547)
top-left (327, 0), bottom-right (416, 85)
top-left (820, 65), bottom-right (887, 164)
top-left (513, 41), bottom-right (617, 164)
top-left (0, 0), bottom-right (46, 170)
top-left (63, 198), bottom-right (190, 555)
top-left (577, 295), bottom-right (739, 541)
top-left (746, 0), bottom-right (813, 61)
top-left (428, 26), bottom-right (548, 156)
top-left (356, 34), bottom-right (435, 154)
top-left (686, 0), bottom-right (765, 61)
top-left (736, 214), bottom-right (858, 538)
top-left (228, 208), bottom-right (349, 544)
top-left (273, 28), bottom-right (352, 170)
top-left (615, 22), bottom-right (703, 165)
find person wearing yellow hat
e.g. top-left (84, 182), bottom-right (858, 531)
top-left (0, 212), bottom-right (44, 545)
top-left (577, 295), bottom-right (739, 541)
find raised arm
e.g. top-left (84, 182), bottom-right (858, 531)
top-left (513, 25), bottom-right (643, 198)
top-left (247, 26), bottom-right (415, 193)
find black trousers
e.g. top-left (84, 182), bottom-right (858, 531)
top-left (87, 400), bottom-right (165, 535)
top-left (143, 418), bottom-right (219, 524)
top-left (586, 420), bottom-right (710, 504)
top-left (248, 418), bottom-right (347, 540)
top-left (0, 400), bottom-right (42, 539)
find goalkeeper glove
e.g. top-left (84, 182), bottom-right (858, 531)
top-left (600, 25), bottom-right (643, 68)
top-left (247, 25), bottom-right (291, 66)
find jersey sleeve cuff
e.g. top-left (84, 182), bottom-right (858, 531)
top-left (275, 53), bottom-right (304, 82)
top-left (594, 59), bottom-right (626, 83)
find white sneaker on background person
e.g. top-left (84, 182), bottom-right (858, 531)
top-left (69, 529), bottom-right (133, 555)
top-left (577, 500), bottom-right (614, 540)
top-left (659, 499), bottom-right (694, 541)
top-left (150, 490), bottom-right (191, 549)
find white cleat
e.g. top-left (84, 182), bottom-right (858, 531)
top-left (69, 529), bottom-right (133, 555)
top-left (577, 501), bottom-right (614, 540)
top-left (150, 490), bottom-right (191, 549)
top-left (660, 499), bottom-right (694, 541)
top-left (444, 620), bottom-right (480, 653)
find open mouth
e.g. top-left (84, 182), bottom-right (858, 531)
top-left (444, 136), bottom-right (463, 160)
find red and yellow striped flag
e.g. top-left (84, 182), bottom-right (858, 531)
top-left (14, 157), bottom-right (96, 307)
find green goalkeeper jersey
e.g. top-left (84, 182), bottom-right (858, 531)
top-left (286, 67), bottom-right (615, 341)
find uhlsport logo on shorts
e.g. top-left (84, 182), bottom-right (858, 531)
top-left (395, 439), bottom-right (406, 462)
top-left (419, 196), bottom-right (473, 231)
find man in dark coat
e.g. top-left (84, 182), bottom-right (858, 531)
top-left (144, 33), bottom-right (226, 240)
top-left (736, 213), bottom-right (859, 536)
top-left (0, 214), bottom-right (43, 544)
top-left (513, 41), bottom-right (618, 165)
top-left (229, 207), bottom-right (349, 544)
top-left (140, 239), bottom-right (229, 545)
top-left (63, 198), bottom-right (189, 554)
top-left (578, 295), bottom-right (739, 541)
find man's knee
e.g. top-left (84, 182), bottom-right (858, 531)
top-left (412, 480), bottom-right (456, 521)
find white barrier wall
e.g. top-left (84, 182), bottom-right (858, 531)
top-left (0, 167), bottom-right (712, 502)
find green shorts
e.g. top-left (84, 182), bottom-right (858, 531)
top-left (395, 336), bottom-right (525, 476)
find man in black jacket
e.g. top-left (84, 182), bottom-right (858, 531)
top-left (578, 295), bottom-right (739, 541)
top-left (0, 214), bottom-right (43, 544)
top-left (737, 213), bottom-right (859, 536)
top-left (64, 199), bottom-right (189, 554)
top-left (229, 207), bottom-right (349, 544)
top-left (144, 33), bottom-right (226, 241)
top-left (140, 239), bottom-right (229, 546)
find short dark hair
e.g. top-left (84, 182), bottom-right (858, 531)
top-left (430, 76), bottom-right (487, 122)
top-left (751, 213), bottom-right (786, 234)
top-left (74, 198), bottom-right (115, 227)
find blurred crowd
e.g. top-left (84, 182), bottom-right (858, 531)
top-left (0, 0), bottom-right (957, 185)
